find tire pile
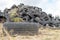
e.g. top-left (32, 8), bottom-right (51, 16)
top-left (0, 3), bottom-right (60, 27)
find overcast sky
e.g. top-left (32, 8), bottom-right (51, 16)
top-left (0, 0), bottom-right (60, 17)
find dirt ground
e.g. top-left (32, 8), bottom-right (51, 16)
top-left (0, 23), bottom-right (60, 40)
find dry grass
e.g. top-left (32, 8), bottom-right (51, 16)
top-left (0, 23), bottom-right (60, 40)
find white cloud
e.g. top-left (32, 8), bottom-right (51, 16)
top-left (0, 0), bottom-right (60, 16)
top-left (37, 0), bottom-right (60, 16)
top-left (0, 0), bottom-right (22, 11)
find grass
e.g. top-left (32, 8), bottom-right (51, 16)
top-left (0, 23), bottom-right (60, 40)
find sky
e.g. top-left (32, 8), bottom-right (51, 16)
top-left (0, 0), bottom-right (60, 17)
